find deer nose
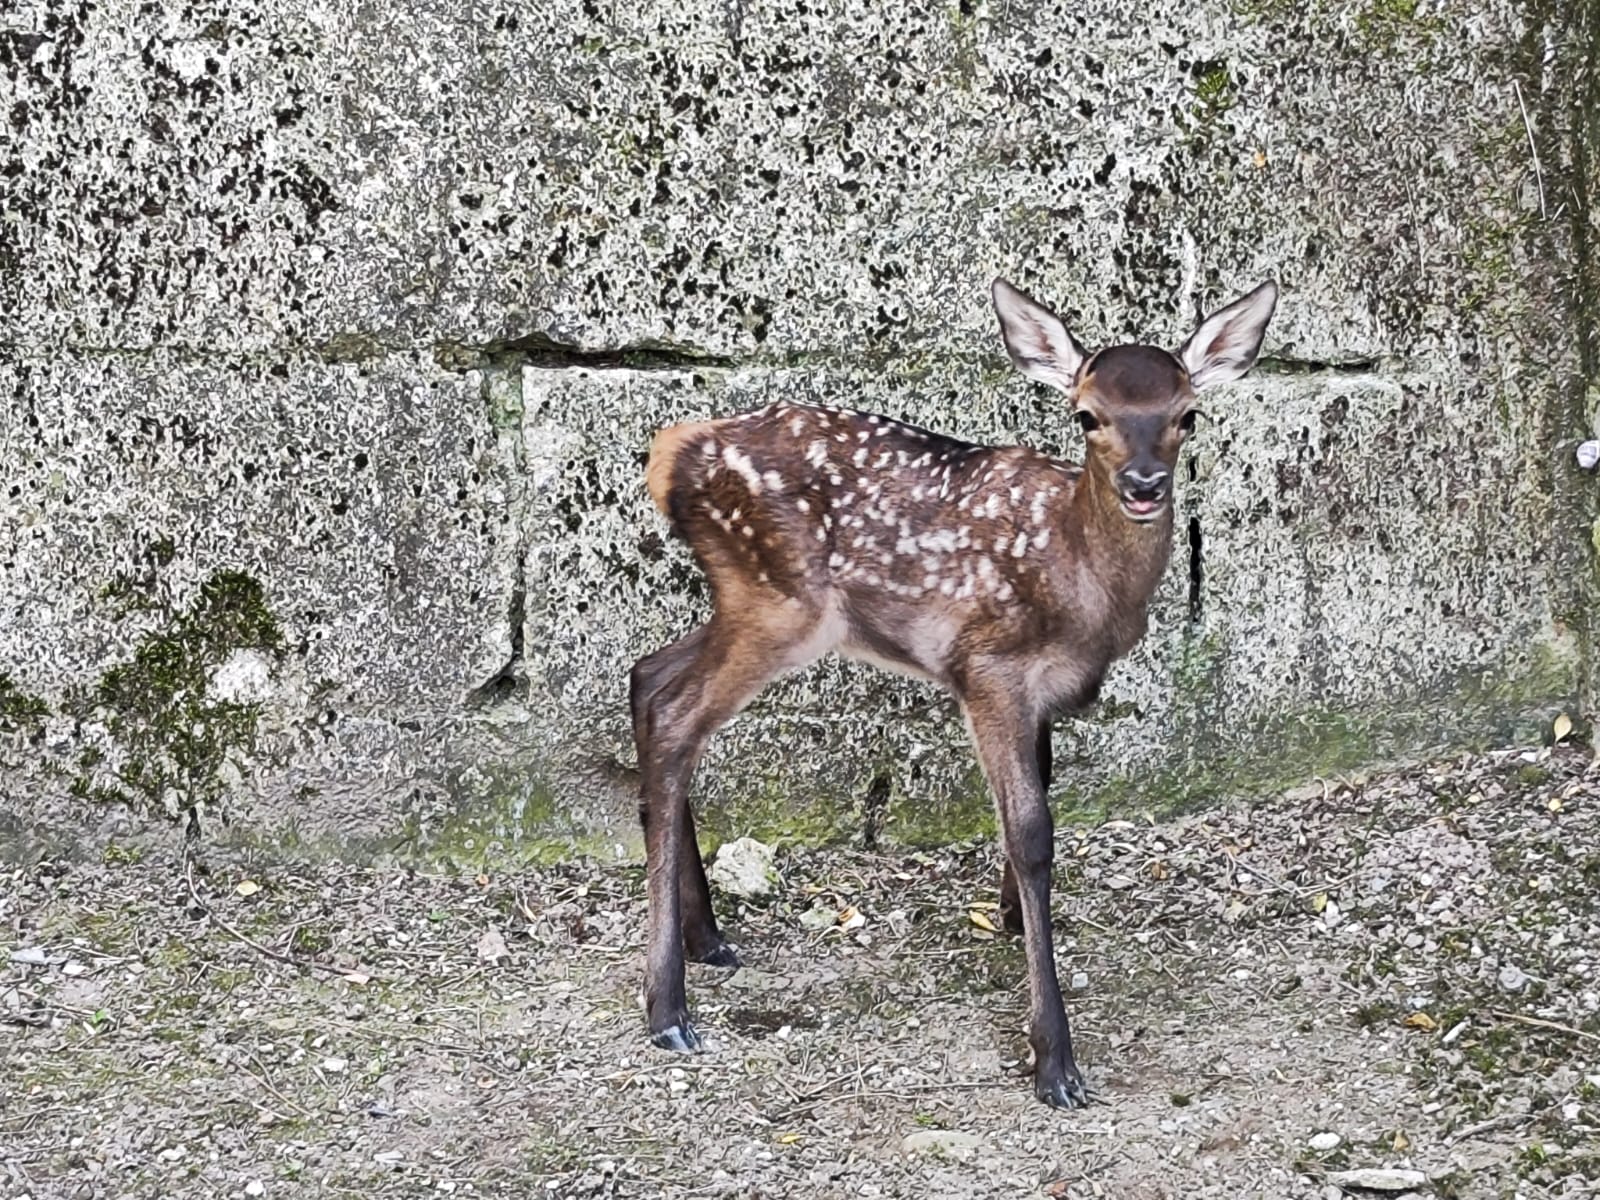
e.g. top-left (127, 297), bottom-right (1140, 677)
top-left (1117, 467), bottom-right (1170, 500)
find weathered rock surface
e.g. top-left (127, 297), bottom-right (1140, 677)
top-left (0, 0), bottom-right (1593, 859)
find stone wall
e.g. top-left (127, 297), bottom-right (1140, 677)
top-left (1, 0), bottom-right (1593, 862)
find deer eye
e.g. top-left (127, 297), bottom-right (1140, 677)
top-left (1074, 411), bottom-right (1101, 433)
top-left (1177, 410), bottom-right (1201, 433)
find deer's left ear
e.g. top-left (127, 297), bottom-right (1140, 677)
top-left (992, 277), bottom-right (1088, 395)
top-left (1178, 282), bottom-right (1278, 390)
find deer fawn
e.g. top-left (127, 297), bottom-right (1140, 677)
top-left (630, 275), bottom-right (1278, 1107)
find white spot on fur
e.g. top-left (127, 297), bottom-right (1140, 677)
top-left (853, 447), bottom-right (868, 466)
top-left (796, 498), bottom-right (810, 512)
top-left (1033, 529), bottom-right (1051, 549)
top-left (806, 440), bottom-right (829, 468)
top-left (762, 470), bottom-right (784, 491)
top-left (1012, 532), bottom-right (1029, 558)
top-left (723, 446), bottom-right (763, 493)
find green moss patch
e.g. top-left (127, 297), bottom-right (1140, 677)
top-left (72, 570), bottom-right (284, 822)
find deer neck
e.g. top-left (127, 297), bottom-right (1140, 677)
top-left (1069, 466), bottom-right (1175, 611)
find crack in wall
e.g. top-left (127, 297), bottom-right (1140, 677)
top-left (466, 363), bottom-right (533, 710)
top-left (429, 337), bottom-right (1400, 379)
top-left (1186, 516), bottom-right (1204, 623)
top-left (859, 772), bottom-right (891, 849)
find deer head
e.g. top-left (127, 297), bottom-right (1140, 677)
top-left (991, 277), bottom-right (1278, 523)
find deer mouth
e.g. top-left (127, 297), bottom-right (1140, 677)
top-left (1118, 489), bottom-right (1169, 522)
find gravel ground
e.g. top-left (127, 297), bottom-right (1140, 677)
top-left (4, 744), bottom-right (1599, 1199)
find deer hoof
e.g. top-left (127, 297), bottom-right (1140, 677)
top-left (1035, 1066), bottom-right (1090, 1110)
top-left (650, 1022), bottom-right (703, 1053)
top-left (693, 941), bottom-right (741, 968)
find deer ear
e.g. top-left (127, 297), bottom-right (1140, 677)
top-left (991, 277), bottom-right (1087, 394)
top-left (1178, 281), bottom-right (1278, 390)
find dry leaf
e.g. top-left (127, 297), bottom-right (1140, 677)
top-left (235, 880), bottom-right (260, 897)
top-left (1554, 713), bottom-right (1573, 742)
top-left (968, 910), bottom-right (999, 933)
top-left (838, 906), bottom-right (867, 932)
top-left (1548, 796), bottom-right (1564, 813)
top-left (475, 873), bottom-right (490, 888)
top-left (342, 971), bottom-right (371, 987)
top-left (1403, 1011), bottom-right (1437, 1032)
top-left (1310, 892), bottom-right (1329, 914)
top-left (1146, 859), bottom-right (1169, 881)
top-left (1252, 149), bottom-right (1267, 168)
top-left (776, 1132), bottom-right (802, 1146)
top-left (1224, 898), bottom-right (1246, 923)
top-left (1392, 1129), bottom-right (1410, 1152)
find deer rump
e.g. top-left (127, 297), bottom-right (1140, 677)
top-left (644, 400), bottom-right (1108, 689)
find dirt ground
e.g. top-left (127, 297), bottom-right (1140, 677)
top-left (3, 745), bottom-right (1599, 1199)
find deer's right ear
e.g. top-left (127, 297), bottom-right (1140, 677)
top-left (991, 278), bottom-right (1087, 395)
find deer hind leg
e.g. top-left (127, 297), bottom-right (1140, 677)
top-left (999, 716), bottom-right (1053, 935)
top-left (631, 627), bottom-right (736, 967)
top-left (632, 600), bottom-right (831, 1052)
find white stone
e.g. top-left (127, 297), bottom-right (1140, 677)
top-left (901, 1130), bottom-right (983, 1159)
top-left (1324, 1168), bottom-right (1428, 1191)
top-left (707, 837), bottom-right (778, 899)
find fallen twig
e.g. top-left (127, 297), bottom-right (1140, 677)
top-left (182, 856), bottom-right (374, 982)
top-left (1513, 79), bottom-right (1546, 219)
top-left (1449, 1111), bottom-right (1536, 1143)
top-left (1489, 1008), bottom-right (1600, 1044)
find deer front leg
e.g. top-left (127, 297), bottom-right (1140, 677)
top-left (964, 696), bottom-right (1086, 1109)
top-left (999, 716), bottom-right (1053, 936)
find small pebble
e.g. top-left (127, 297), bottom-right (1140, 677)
top-left (1309, 1132), bottom-right (1341, 1151)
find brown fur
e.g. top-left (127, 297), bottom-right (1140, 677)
top-left (644, 420), bottom-right (719, 517)
top-left (629, 276), bottom-right (1277, 1111)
